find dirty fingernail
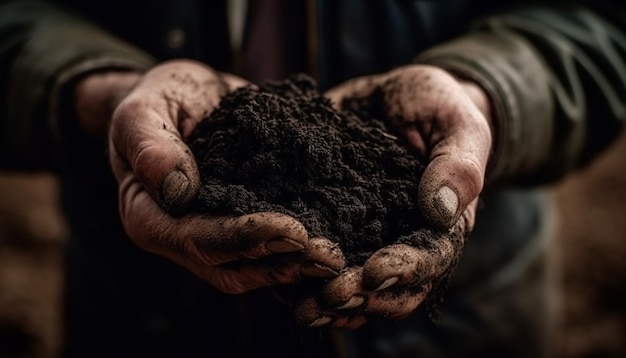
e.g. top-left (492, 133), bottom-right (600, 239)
top-left (266, 237), bottom-right (305, 253)
top-left (162, 170), bottom-right (191, 207)
top-left (337, 295), bottom-right (365, 310)
top-left (434, 186), bottom-right (458, 222)
top-left (375, 276), bottom-right (399, 291)
top-left (301, 263), bottom-right (339, 277)
top-left (309, 316), bottom-right (332, 328)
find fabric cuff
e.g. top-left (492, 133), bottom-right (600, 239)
top-left (50, 57), bottom-right (152, 139)
top-left (3, 7), bottom-right (155, 169)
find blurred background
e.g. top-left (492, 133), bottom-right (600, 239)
top-left (0, 130), bottom-right (625, 358)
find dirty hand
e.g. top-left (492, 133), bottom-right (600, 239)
top-left (73, 59), bottom-right (345, 294)
top-left (293, 64), bottom-right (492, 328)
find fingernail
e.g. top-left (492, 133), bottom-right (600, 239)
top-left (374, 276), bottom-right (399, 291)
top-left (162, 170), bottom-right (191, 208)
top-left (309, 316), bottom-right (332, 328)
top-left (266, 237), bottom-right (305, 253)
top-left (337, 295), bottom-right (365, 310)
top-left (434, 186), bottom-right (458, 222)
top-left (301, 263), bottom-right (339, 277)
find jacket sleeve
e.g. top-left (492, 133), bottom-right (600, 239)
top-left (0, 0), bottom-right (155, 170)
top-left (415, 2), bottom-right (626, 187)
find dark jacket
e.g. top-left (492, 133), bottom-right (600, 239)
top-left (0, 1), bottom-right (625, 357)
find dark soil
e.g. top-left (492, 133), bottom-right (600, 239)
top-left (187, 74), bottom-right (450, 267)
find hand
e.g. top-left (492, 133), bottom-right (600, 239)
top-left (73, 59), bottom-right (346, 294)
top-left (294, 64), bottom-right (493, 328)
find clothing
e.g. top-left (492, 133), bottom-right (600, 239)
top-left (0, 0), bottom-right (624, 357)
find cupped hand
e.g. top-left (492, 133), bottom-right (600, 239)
top-left (294, 214), bottom-right (472, 329)
top-left (326, 64), bottom-right (492, 230)
top-left (76, 59), bottom-right (345, 294)
top-left (294, 64), bottom-right (492, 328)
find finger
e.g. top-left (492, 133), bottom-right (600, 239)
top-left (220, 72), bottom-right (254, 91)
top-left (321, 267), bottom-right (366, 309)
top-left (363, 283), bottom-right (431, 319)
top-left (115, 178), bottom-right (309, 264)
top-left (416, 88), bottom-right (491, 230)
top-left (188, 212), bottom-right (309, 263)
top-left (298, 288), bottom-right (424, 328)
top-left (322, 262), bottom-right (432, 320)
top-left (301, 237), bottom-right (346, 278)
top-left (418, 148), bottom-right (487, 230)
top-left (292, 297), bottom-right (368, 329)
top-left (324, 75), bottom-right (383, 110)
top-left (109, 61), bottom-right (228, 213)
top-left (204, 240), bottom-right (344, 293)
top-left (293, 296), bottom-right (333, 328)
top-left (109, 111), bottom-right (199, 214)
top-left (323, 267), bottom-right (430, 319)
top-left (193, 252), bottom-right (306, 294)
top-left (361, 240), bottom-right (457, 292)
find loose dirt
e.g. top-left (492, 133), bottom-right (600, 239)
top-left (188, 74), bottom-right (464, 268)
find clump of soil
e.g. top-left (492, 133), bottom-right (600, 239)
top-left (187, 74), bottom-right (455, 267)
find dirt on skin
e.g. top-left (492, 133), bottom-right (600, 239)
top-left (187, 74), bottom-right (465, 293)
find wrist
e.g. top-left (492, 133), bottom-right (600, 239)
top-left (73, 70), bottom-right (143, 140)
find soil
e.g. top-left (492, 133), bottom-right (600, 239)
top-left (188, 74), bottom-right (461, 269)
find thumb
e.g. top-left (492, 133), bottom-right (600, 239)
top-left (418, 101), bottom-right (491, 230)
top-left (418, 153), bottom-right (484, 230)
top-left (109, 99), bottom-right (200, 214)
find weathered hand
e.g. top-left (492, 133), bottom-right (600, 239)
top-left (294, 217), bottom-right (472, 329)
top-left (75, 59), bottom-right (345, 294)
top-left (326, 64), bottom-right (492, 230)
top-left (294, 64), bottom-right (492, 327)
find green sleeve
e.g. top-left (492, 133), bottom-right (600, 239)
top-left (0, 0), bottom-right (156, 170)
top-left (416, 2), bottom-right (626, 187)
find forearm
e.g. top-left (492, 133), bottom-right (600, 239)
top-left (416, 2), bottom-right (626, 187)
top-left (0, 0), bottom-right (155, 170)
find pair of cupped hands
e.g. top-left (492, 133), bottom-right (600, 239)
top-left (74, 59), bottom-right (492, 329)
